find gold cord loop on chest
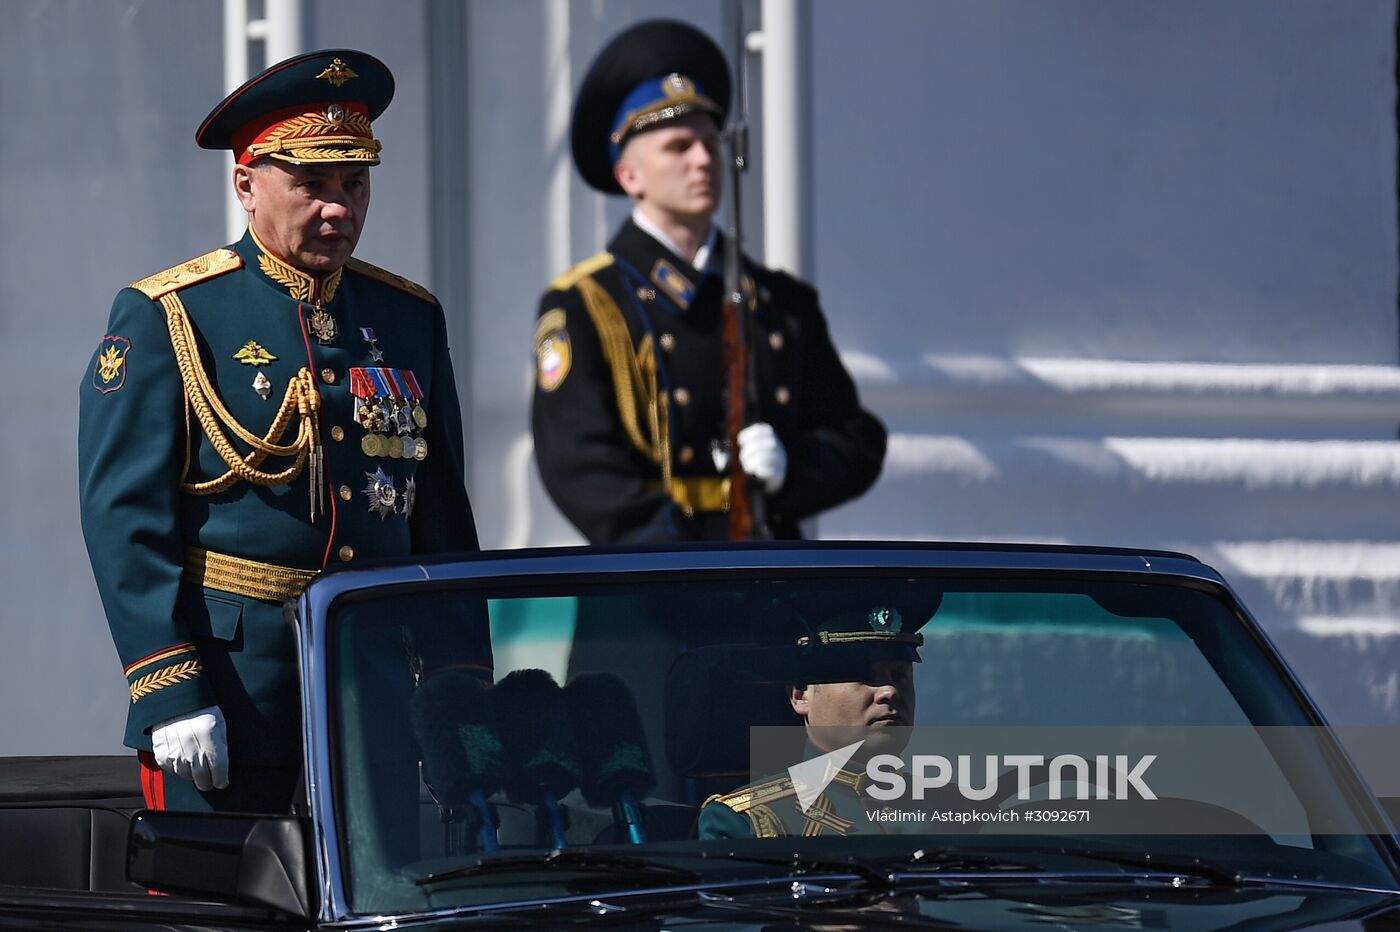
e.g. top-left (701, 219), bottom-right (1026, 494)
top-left (161, 292), bottom-right (324, 518)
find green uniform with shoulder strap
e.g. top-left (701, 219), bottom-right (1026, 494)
top-left (78, 49), bottom-right (490, 812)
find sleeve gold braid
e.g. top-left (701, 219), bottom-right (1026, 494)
top-left (160, 292), bottom-right (321, 495)
top-left (129, 659), bottom-right (202, 704)
top-left (575, 275), bottom-right (666, 472)
top-left (747, 804), bottom-right (787, 838)
top-left (637, 335), bottom-right (671, 488)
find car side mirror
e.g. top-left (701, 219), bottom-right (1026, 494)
top-left (128, 810), bottom-right (314, 918)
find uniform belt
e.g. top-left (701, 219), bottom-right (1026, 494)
top-left (184, 547), bottom-right (320, 603)
top-left (659, 476), bottom-right (731, 515)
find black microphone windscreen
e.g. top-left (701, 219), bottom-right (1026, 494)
top-left (410, 670), bottom-right (507, 807)
top-left (564, 672), bottom-right (654, 806)
top-left (490, 669), bottom-right (583, 804)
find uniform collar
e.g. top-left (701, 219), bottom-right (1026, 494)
top-left (610, 217), bottom-right (712, 311)
top-left (630, 206), bottom-right (719, 273)
top-left (800, 743), bottom-right (873, 794)
top-left (238, 227), bottom-right (343, 306)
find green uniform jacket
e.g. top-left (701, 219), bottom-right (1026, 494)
top-left (79, 231), bottom-right (486, 766)
top-left (698, 767), bottom-right (898, 839)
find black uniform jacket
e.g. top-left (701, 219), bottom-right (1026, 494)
top-left (532, 219), bottom-right (886, 544)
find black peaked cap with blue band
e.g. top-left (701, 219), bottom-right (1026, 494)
top-left (196, 49), bottom-right (394, 166)
top-left (571, 19), bottom-right (732, 194)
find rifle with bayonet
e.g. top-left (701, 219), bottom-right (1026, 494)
top-left (720, 11), bottom-right (771, 540)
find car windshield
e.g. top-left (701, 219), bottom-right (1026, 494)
top-left (321, 564), bottom-right (1398, 914)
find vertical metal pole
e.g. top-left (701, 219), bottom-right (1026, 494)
top-left (263, 0), bottom-right (303, 65)
top-left (758, 0), bottom-right (813, 278)
top-left (755, 0), bottom-right (817, 536)
top-left (224, 0), bottom-right (250, 245)
top-left (503, 0), bottom-right (574, 549)
top-left (428, 0), bottom-right (474, 492)
top-left (544, 0), bottom-right (572, 284)
top-left (223, 0), bottom-right (304, 245)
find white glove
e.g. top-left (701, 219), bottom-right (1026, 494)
top-left (737, 422), bottom-right (788, 494)
top-left (151, 706), bottom-right (229, 792)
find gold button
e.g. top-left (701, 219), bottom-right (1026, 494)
top-left (338, 545), bottom-right (355, 562)
top-left (677, 445), bottom-right (694, 464)
top-left (660, 333), bottom-right (676, 352)
top-left (339, 485), bottom-right (352, 501)
top-left (673, 387), bottom-right (691, 406)
top-left (331, 426), bottom-right (345, 442)
top-left (320, 368), bottom-right (336, 384)
top-left (775, 386), bottom-right (791, 405)
top-left (769, 331), bottom-right (784, 351)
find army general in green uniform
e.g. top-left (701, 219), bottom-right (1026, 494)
top-left (78, 50), bottom-right (490, 813)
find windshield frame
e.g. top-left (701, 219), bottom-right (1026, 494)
top-left (291, 542), bottom-right (1400, 924)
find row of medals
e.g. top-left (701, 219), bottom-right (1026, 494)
top-left (356, 396), bottom-right (429, 460)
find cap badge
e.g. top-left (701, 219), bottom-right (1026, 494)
top-left (868, 607), bottom-right (902, 633)
top-left (664, 73), bottom-right (695, 98)
top-left (316, 57), bottom-right (359, 87)
top-left (325, 103), bottom-right (346, 125)
top-left (233, 341), bottom-right (277, 366)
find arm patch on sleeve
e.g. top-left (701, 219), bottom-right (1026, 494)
top-left (93, 336), bottom-right (131, 394)
top-left (535, 309), bottom-right (571, 392)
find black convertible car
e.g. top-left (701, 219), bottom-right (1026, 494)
top-left (5, 542), bottom-right (1400, 929)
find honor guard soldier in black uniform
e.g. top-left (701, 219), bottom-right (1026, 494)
top-left (532, 20), bottom-right (886, 543)
top-left (79, 50), bottom-right (490, 813)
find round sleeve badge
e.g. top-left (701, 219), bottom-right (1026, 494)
top-left (534, 309), bottom-right (571, 392)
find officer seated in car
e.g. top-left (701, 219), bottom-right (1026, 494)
top-left (696, 590), bottom-right (933, 839)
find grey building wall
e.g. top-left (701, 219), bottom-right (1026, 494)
top-left (2, 1), bottom-right (225, 756)
top-left (2, 0), bottom-right (1395, 756)
top-left (811, 0), bottom-right (1397, 364)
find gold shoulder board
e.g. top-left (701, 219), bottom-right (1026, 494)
top-left (345, 257), bottom-right (436, 304)
top-left (710, 776), bottom-right (797, 814)
top-left (130, 249), bottom-right (243, 299)
top-left (549, 251), bottom-right (615, 292)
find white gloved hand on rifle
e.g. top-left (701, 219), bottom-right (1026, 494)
top-left (151, 705), bottom-right (230, 791)
top-left (737, 422), bottom-right (788, 494)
